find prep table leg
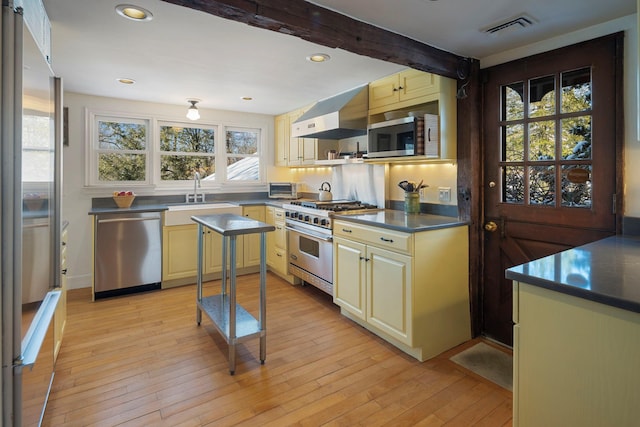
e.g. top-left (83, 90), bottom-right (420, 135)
top-left (196, 223), bottom-right (203, 325)
top-left (259, 232), bottom-right (267, 364)
top-left (228, 235), bottom-right (237, 375)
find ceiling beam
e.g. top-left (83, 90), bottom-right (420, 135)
top-left (160, 0), bottom-right (466, 80)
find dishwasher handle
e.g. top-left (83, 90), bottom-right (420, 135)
top-left (97, 216), bottom-right (160, 224)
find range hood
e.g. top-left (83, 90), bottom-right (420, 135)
top-left (291, 85), bottom-right (368, 139)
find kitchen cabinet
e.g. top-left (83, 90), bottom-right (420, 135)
top-left (512, 281), bottom-right (640, 426)
top-left (242, 206), bottom-right (265, 267)
top-left (162, 223), bottom-right (244, 285)
top-left (369, 69), bottom-right (439, 112)
top-left (265, 206), bottom-right (299, 284)
top-left (333, 220), bottom-right (470, 361)
top-left (53, 225), bottom-right (68, 362)
top-left (274, 109), bottom-right (317, 167)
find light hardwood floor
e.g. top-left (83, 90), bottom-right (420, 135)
top-left (43, 273), bottom-right (512, 426)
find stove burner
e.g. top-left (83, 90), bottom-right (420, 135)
top-left (291, 200), bottom-right (378, 212)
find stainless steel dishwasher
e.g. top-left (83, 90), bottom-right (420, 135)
top-left (94, 211), bottom-right (162, 299)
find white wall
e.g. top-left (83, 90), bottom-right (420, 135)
top-left (62, 92), bottom-right (290, 290)
top-left (482, 13), bottom-right (639, 216)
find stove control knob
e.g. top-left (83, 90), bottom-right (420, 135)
top-left (313, 217), bottom-right (319, 224)
top-left (320, 218), bottom-right (328, 226)
top-left (304, 215), bottom-right (310, 222)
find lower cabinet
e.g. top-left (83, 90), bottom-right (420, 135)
top-left (162, 206), bottom-right (264, 286)
top-left (513, 281), bottom-right (640, 426)
top-left (265, 206), bottom-right (299, 284)
top-left (333, 220), bottom-right (470, 361)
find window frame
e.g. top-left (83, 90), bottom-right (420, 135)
top-left (85, 108), bottom-right (267, 190)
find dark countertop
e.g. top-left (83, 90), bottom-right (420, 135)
top-left (88, 198), bottom-right (288, 215)
top-left (332, 210), bottom-right (467, 233)
top-left (506, 235), bottom-right (640, 314)
top-left (88, 204), bottom-right (169, 215)
top-left (191, 214), bottom-right (275, 236)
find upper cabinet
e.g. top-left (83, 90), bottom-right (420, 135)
top-left (275, 108), bottom-right (322, 167)
top-left (368, 69), bottom-right (440, 114)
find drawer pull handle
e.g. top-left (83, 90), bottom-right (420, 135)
top-left (342, 228), bottom-right (352, 233)
top-left (359, 256), bottom-right (370, 262)
top-left (380, 237), bottom-right (394, 243)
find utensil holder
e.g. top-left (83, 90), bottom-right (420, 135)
top-left (404, 192), bottom-right (420, 214)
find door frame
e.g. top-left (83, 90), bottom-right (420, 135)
top-left (456, 33), bottom-right (625, 338)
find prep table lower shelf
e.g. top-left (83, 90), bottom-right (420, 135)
top-left (196, 294), bottom-right (264, 343)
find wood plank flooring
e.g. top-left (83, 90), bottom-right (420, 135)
top-left (43, 273), bottom-right (512, 426)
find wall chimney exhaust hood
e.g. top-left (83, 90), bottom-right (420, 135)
top-left (291, 85), bottom-right (368, 139)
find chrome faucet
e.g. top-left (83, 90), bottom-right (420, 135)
top-left (186, 170), bottom-right (204, 203)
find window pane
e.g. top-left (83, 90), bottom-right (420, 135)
top-left (160, 126), bottom-right (215, 153)
top-left (529, 120), bottom-right (556, 160)
top-left (98, 120), bottom-right (146, 150)
top-left (160, 155), bottom-right (215, 181)
top-left (503, 166), bottom-right (525, 204)
top-left (99, 153), bottom-right (145, 181)
top-left (502, 83), bottom-right (524, 121)
top-left (529, 165), bottom-right (555, 205)
top-left (227, 157), bottom-right (259, 181)
top-left (226, 129), bottom-right (258, 155)
top-left (561, 165), bottom-right (592, 208)
top-left (562, 116), bottom-right (591, 160)
top-left (502, 124), bottom-right (524, 161)
top-left (561, 68), bottom-right (591, 113)
top-left (529, 75), bottom-right (555, 118)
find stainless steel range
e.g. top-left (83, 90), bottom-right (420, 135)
top-left (283, 200), bottom-right (379, 295)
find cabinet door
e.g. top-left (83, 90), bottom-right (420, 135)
top-left (367, 246), bottom-right (413, 345)
top-left (265, 206), bottom-right (277, 267)
top-left (54, 228), bottom-right (68, 361)
top-left (368, 74), bottom-right (400, 111)
top-left (274, 114), bottom-right (289, 166)
top-left (334, 237), bottom-right (367, 320)
top-left (243, 206), bottom-right (266, 267)
top-left (162, 224), bottom-right (198, 280)
top-left (300, 137), bottom-right (317, 165)
top-left (399, 69), bottom-right (439, 102)
top-left (287, 110), bottom-right (303, 166)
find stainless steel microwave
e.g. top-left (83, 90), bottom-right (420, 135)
top-left (365, 116), bottom-right (417, 158)
top-left (268, 182), bottom-right (299, 199)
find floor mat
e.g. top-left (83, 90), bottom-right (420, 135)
top-left (450, 342), bottom-right (513, 391)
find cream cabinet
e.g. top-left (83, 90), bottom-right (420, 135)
top-left (368, 69), bottom-right (440, 113)
top-left (54, 225), bottom-right (68, 362)
top-left (513, 282), bottom-right (640, 426)
top-left (333, 220), bottom-right (470, 361)
top-left (274, 109), bottom-right (317, 167)
top-left (265, 206), bottom-right (299, 284)
top-left (241, 205), bottom-right (265, 267)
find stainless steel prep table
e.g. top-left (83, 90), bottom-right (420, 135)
top-left (191, 214), bottom-right (275, 375)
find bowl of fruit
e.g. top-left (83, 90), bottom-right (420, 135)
top-left (112, 191), bottom-right (135, 208)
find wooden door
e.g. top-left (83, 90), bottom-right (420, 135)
top-left (481, 34), bottom-right (622, 345)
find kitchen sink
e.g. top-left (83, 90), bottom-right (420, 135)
top-left (164, 203), bottom-right (242, 226)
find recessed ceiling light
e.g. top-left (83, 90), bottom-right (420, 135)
top-left (115, 4), bottom-right (153, 22)
top-left (116, 77), bottom-right (136, 85)
top-left (241, 96), bottom-right (253, 101)
top-left (306, 53), bottom-right (330, 63)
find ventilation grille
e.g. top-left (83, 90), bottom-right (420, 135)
top-left (485, 15), bottom-right (534, 34)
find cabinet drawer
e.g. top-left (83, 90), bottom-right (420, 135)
top-left (334, 221), bottom-right (412, 254)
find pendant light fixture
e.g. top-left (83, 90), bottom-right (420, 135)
top-left (186, 99), bottom-right (200, 120)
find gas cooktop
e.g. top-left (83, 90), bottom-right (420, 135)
top-left (288, 199), bottom-right (379, 212)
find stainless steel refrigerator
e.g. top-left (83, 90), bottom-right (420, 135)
top-left (1, 0), bottom-right (62, 425)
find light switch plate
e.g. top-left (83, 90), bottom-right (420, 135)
top-left (438, 187), bottom-right (451, 202)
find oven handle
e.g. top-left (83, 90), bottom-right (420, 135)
top-left (285, 225), bottom-right (333, 242)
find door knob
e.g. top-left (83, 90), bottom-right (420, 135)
top-left (484, 221), bottom-right (498, 232)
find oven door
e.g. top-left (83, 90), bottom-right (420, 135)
top-left (286, 223), bottom-right (333, 294)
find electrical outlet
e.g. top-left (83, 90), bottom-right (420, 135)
top-left (438, 187), bottom-right (451, 202)
top-left (419, 187), bottom-right (426, 201)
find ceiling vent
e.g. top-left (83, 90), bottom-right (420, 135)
top-left (484, 14), bottom-right (535, 35)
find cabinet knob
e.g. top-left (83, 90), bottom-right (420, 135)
top-left (61, 268), bottom-right (68, 275)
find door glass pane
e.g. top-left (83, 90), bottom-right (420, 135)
top-left (561, 68), bottom-right (591, 113)
top-left (562, 116), bottom-right (591, 160)
top-left (529, 120), bottom-right (555, 160)
top-left (561, 165), bottom-right (592, 207)
top-left (502, 82), bottom-right (524, 121)
top-left (529, 165), bottom-right (555, 205)
top-left (503, 166), bottom-right (525, 204)
top-left (502, 124), bottom-right (524, 161)
top-left (529, 75), bottom-right (555, 118)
